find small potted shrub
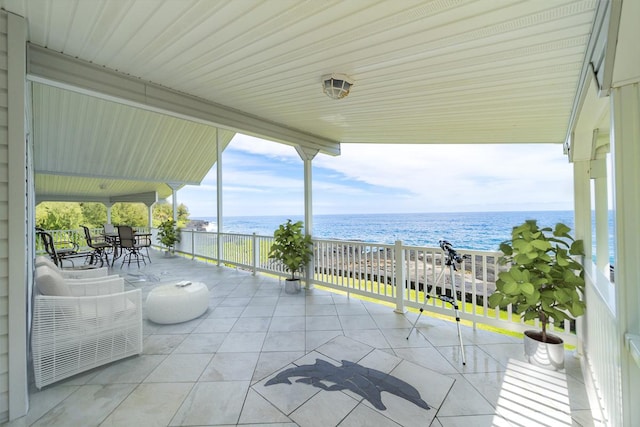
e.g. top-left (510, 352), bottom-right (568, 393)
top-left (268, 219), bottom-right (313, 293)
top-left (157, 219), bottom-right (180, 255)
top-left (488, 220), bottom-right (585, 370)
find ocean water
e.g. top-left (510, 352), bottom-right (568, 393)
top-left (194, 211), bottom-right (578, 252)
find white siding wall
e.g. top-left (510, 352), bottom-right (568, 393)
top-left (0, 11), bottom-right (10, 422)
top-left (0, 10), bottom-right (28, 422)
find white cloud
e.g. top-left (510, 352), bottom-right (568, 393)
top-left (312, 143), bottom-right (573, 213)
top-left (180, 135), bottom-right (574, 217)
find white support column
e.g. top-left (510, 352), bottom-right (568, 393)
top-left (295, 146), bottom-right (318, 289)
top-left (572, 158), bottom-right (591, 357)
top-left (167, 183), bottom-right (180, 222)
top-left (216, 129), bottom-right (223, 266)
top-left (147, 204), bottom-right (154, 229)
top-left (573, 159), bottom-right (592, 262)
top-left (590, 157), bottom-right (609, 273)
top-left (104, 202), bottom-right (113, 224)
top-left (610, 83), bottom-right (640, 427)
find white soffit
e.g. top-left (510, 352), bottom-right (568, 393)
top-left (32, 82), bottom-right (235, 201)
top-left (4, 0), bottom-right (600, 145)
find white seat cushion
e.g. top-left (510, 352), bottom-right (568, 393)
top-left (35, 265), bottom-right (71, 296)
top-left (35, 255), bottom-right (58, 270)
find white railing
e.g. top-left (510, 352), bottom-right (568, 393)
top-left (169, 229), bottom-right (579, 345)
top-left (39, 227), bottom-right (579, 344)
top-left (583, 262), bottom-right (621, 427)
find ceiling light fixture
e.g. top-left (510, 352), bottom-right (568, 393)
top-left (322, 73), bottom-right (354, 100)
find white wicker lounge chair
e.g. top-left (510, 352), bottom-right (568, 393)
top-left (32, 265), bottom-right (143, 389)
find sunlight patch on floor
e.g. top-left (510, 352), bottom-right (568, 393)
top-left (493, 359), bottom-right (572, 427)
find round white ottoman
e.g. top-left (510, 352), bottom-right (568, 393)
top-left (146, 281), bottom-right (209, 324)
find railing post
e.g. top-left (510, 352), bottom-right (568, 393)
top-left (305, 243), bottom-right (314, 290)
top-left (252, 233), bottom-right (258, 276)
top-left (394, 240), bottom-right (406, 314)
top-left (191, 230), bottom-right (195, 260)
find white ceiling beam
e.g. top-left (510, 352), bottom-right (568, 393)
top-left (26, 44), bottom-right (340, 156)
top-left (110, 192), bottom-right (158, 206)
top-left (36, 191), bottom-right (159, 205)
top-left (34, 169), bottom-right (197, 186)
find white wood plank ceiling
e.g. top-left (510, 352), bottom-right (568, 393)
top-left (31, 82), bottom-right (235, 202)
top-left (0, 0), bottom-right (601, 200)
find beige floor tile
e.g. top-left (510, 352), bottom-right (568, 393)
top-left (232, 316), bottom-right (272, 332)
top-left (338, 404), bottom-right (403, 427)
top-left (437, 374), bottom-right (496, 417)
top-left (306, 315), bottom-right (342, 331)
top-left (173, 332), bottom-right (227, 353)
top-left (238, 389), bottom-right (292, 424)
top-left (217, 332), bottom-right (267, 353)
top-left (269, 315), bottom-right (306, 331)
top-left (263, 330), bottom-right (306, 352)
top-left (100, 382), bottom-right (193, 426)
top-left (254, 366), bottom-right (321, 415)
top-left (144, 353), bottom-right (213, 382)
top-left (169, 381), bottom-right (250, 426)
top-left (315, 335), bottom-right (374, 362)
top-left (200, 352), bottom-right (260, 381)
top-left (143, 334), bottom-right (187, 354)
top-left (344, 329), bottom-right (392, 349)
top-left (289, 388), bottom-right (359, 427)
top-left (87, 354), bottom-right (166, 384)
top-left (252, 351), bottom-right (307, 383)
top-left (31, 384), bottom-right (136, 427)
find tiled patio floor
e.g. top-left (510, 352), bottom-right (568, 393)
top-left (9, 251), bottom-right (598, 426)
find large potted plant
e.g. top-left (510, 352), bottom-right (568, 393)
top-left (488, 220), bottom-right (585, 370)
top-left (268, 219), bottom-right (313, 294)
top-left (157, 219), bottom-right (180, 255)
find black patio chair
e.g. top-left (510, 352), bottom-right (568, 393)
top-left (117, 225), bottom-right (146, 268)
top-left (36, 228), bottom-right (90, 268)
top-left (81, 225), bottom-right (111, 267)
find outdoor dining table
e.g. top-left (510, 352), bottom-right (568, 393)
top-left (101, 230), bottom-right (152, 266)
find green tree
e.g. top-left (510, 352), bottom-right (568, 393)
top-left (35, 202), bottom-right (83, 230)
top-left (79, 203), bottom-right (107, 228)
top-left (152, 202), bottom-right (189, 227)
top-left (111, 203), bottom-right (147, 227)
top-left (177, 203), bottom-right (190, 227)
top-left (35, 200), bottom-right (192, 230)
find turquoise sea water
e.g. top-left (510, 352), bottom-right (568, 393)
top-left (194, 211), bottom-right (578, 252)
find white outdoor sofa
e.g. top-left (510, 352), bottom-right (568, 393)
top-left (32, 264), bottom-right (143, 389)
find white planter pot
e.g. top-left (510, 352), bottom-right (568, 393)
top-left (523, 330), bottom-right (565, 370)
top-left (284, 279), bottom-right (301, 294)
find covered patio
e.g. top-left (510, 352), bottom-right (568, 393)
top-left (0, 1), bottom-right (638, 425)
top-left (8, 251), bottom-right (595, 426)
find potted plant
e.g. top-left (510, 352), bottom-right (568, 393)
top-left (157, 219), bottom-right (180, 255)
top-left (488, 220), bottom-right (585, 370)
top-left (268, 219), bottom-right (313, 294)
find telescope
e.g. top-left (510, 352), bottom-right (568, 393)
top-left (439, 239), bottom-right (463, 264)
top-left (407, 239), bottom-right (468, 365)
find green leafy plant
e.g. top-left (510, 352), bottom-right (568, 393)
top-left (157, 219), bottom-right (180, 252)
top-left (268, 219), bottom-right (313, 280)
top-left (488, 220), bottom-right (585, 343)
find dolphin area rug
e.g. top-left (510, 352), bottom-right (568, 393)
top-left (252, 335), bottom-right (455, 426)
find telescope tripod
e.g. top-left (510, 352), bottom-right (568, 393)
top-left (406, 241), bottom-right (467, 365)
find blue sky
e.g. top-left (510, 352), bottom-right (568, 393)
top-left (178, 134), bottom-right (574, 218)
